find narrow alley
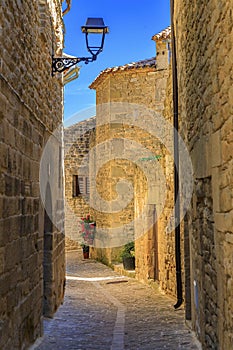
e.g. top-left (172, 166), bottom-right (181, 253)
top-left (32, 251), bottom-right (200, 350)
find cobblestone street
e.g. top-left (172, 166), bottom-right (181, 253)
top-left (31, 251), bottom-right (200, 350)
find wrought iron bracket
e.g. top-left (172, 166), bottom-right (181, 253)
top-left (52, 55), bottom-right (96, 75)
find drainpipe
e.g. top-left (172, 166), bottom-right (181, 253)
top-left (170, 0), bottom-right (183, 309)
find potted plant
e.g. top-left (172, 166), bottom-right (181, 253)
top-left (81, 244), bottom-right (90, 259)
top-left (121, 241), bottom-right (135, 270)
top-left (80, 214), bottom-right (96, 259)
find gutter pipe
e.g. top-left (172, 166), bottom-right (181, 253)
top-left (170, 0), bottom-right (183, 309)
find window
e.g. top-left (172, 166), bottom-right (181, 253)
top-left (73, 175), bottom-right (80, 197)
top-left (73, 175), bottom-right (90, 197)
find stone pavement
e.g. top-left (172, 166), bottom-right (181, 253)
top-left (31, 251), bottom-right (201, 350)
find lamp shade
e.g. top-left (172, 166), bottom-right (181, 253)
top-left (81, 18), bottom-right (109, 34)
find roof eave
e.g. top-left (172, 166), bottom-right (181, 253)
top-left (89, 59), bottom-right (156, 89)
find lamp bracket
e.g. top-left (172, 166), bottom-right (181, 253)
top-left (52, 55), bottom-right (96, 75)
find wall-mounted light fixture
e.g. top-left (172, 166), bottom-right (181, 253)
top-left (52, 18), bottom-right (109, 76)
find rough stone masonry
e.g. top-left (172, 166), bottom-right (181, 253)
top-left (174, 0), bottom-right (233, 348)
top-left (0, 1), bottom-right (65, 349)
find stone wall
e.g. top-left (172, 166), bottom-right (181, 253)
top-left (64, 117), bottom-right (96, 250)
top-left (174, 0), bottom-right (233, 348)
top-left (0, 1), bottom-right (65, 348)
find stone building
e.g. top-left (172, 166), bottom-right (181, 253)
top-left (88, 27), bottom-right (181, 297)
top-left (0, 1), bottom-right (65, 348)
top-left (174, 0), bottom-right (233, 348)
top-left (64, 117), bottom-right (96, 250)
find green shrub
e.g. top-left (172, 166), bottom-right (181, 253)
top-left (120, 241), bottom-right (135, 259)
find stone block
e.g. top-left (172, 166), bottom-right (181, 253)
top-left (220, 188), bottom-right (233, 213)
top-left (214, 212), bottom-right (233, 233)
top-left (191, 136), bottom-right (212, 178)
top-left (0, 247), bottom-right (5, 274)
top-left (226, 233), bottom-right (233, 245)
top-left (212, 167), bottom-right (220, 212)
top-left (211, 130), bottom-right (221, 167)
top-left (222, 140), bottom-right (233, 164)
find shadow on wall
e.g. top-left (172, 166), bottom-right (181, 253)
top-left (43, 183), bottom-right (53, 317)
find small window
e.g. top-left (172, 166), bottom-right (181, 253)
top-left (73, 175), bottom-right (81, 197)
top-left (73, 175), bottom-right (89, 197)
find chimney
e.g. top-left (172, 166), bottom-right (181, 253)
top-left (152, 26), bottom-right (171, 70)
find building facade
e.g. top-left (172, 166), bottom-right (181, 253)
top-left (0, 1), bottom-right (65, 348)
top-left (174, 0), bottom-right (233, 348)
top-left (88, 28), bottom-right (182, 297)
top-left (64, 117), bottom-right (96, 250)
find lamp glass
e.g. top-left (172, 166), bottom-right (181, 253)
top-left (81, 18), bottom-right (109, 34)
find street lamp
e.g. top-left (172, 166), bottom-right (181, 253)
top-left (52, 18), bottom-right (109, 75)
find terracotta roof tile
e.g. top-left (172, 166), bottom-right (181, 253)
top-left (89, 57), bottom-right (156, 89)
top-left (152, 26), bottom-right (171, 41)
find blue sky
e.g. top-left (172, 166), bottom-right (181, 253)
top-left (63, 0), bottom-right (170, 125)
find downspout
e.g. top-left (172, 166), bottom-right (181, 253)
top-left (170, 0), bottom-right (183, 309)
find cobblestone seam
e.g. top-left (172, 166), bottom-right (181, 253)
top-left (93, 282), bottom-right (126, 350)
